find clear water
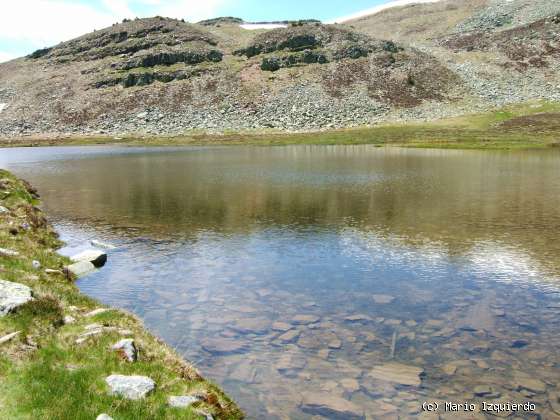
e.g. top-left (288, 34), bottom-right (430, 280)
top-left (2, 145), bottom-right (560, 419)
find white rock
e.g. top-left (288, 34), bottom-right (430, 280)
top-left (0, 205), bottom-right (8, 213)
top-left (168, 395), bottom-right (200, 408)
top-left (63, 315), bottom-right (76, 324)
top-left (0, 248), bottom-right (20, 257)
top-left (0, 331), bottom-right (20, 345)
top-left (0, 279), bottom-right (33, 316)
top-left (32, 260), bottom-right (41, 269)
top-left (91, 240), bottom-right (117, 250)
top-left (105, 374), bottom-right (155, 400)
top-left (67, 261), bottom-right (96, 277)
top-left (85, 308), bottom-right (110, 317)
top-left (96, 414), bottom-right (114, 420)
top-left (112, 339), bottom-right (138, 362)
top-left (71, 250), bottom-right (107, 267)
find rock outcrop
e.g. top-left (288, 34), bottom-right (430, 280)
top-left (0, 279), bottom-right (33, 316)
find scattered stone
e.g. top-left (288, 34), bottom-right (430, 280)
top-left (474, 385), bottom-right (501, 398)
top-left (368, 363), bottom-right (424, 386)
top-left (513, 372), bottom-right (546, 393)
top-left (0, 248), bottom-right (20, 257)
top-left (96, 415), bottom-right (114, 420)
top-left (344, 314), bottom-right (372, 322)
top-left (105, 374), bottom-right (155, 400)
top-left (112, 339), bottom-right (138, 362)
top-left (45, 269), bottom-right (63, 275)
top-left (71, 250), bottom-right (107, 267)
top-left (32, 260), bottom-right (41, 269)
top-left (300, 392), bottom-right (365, 419)
top-left (328, 338), bottom-right (342, 349)
top-left (168, 395), bottom-right (200, 408)
top-left (0, 331), bottom-right (20, 345)
top-left (66, 261), bottom-right (96, 278)
top-left (340, 378), bottom-right (360, 393)
top-left (277, 329), bottom-right (300, 343)
top-left (291, 314), bottom-right (320, 325)
top-left (372, 294), bottom-right (395, 304)
top-left (63, 315), bottom-right (76, 325)
top-left (195, 410), bottom-right (214, 420)
top-left (0, 279), bottom-right (33, 316)
top-left (91, 240), bottom-right (117, 250)
top-left (0, 206), bottom-right (8, 213)
top-left (271, 321), bottom-right (292, 332)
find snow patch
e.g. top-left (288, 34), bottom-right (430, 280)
top-left (240, 23), bottom-right (288, 30)
top-left (329, 0), bottom-right (443, 23)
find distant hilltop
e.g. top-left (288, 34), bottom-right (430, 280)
top-left (0, 0), bottom-right (560, 139)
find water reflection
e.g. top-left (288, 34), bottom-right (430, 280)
top-left (2, 145), bottom-right (560, 418)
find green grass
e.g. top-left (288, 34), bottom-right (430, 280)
top-left (1, 101), bottom-right (560, 151)
top-left (0, 170), bottom-right (243, 419)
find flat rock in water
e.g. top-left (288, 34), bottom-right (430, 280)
top-left (201, 338), bottom-right (246, 355)
top-left (105, 374), bottom-right (155, 400)
top-left (345, 314), bottom-right (372, 322)
top-left (272, 321), bottom-right (292, 332)
top-left (372, 294), bottom-right (395, 304)
top-left (67, 261), bottom-right (96, 278)
top-left (277, 329), bottom-right (300, 343)
top-left (300, 392), bottom-right (365, 419)
top-left (71, 250), bottom-right (107, 267)
top-left (368, 362), bottom-right (424, 386)
top-left (0, 279), bottom-right (33, 316)
top-left (231, 318), bottom-right (271, 334)
top-left (513, 372), bottom-right (546, 393)
top-left (291, 314), bottom-right (320, 325)
top-left (112, 339), bottom-right (138, 362)
top-left (168, 395), bottom-right (200, 408)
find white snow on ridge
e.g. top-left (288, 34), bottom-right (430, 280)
top-left (240, 23), bottom-right (288, 30)
top-left (0, 103), bottom-right (7, 113)
top-left (328, 0), bottom-right (443, 23)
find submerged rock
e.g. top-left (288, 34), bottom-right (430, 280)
top-left (71, 249), bottom-right (107, 267)
top-left (300, 392), bottom-right (365, 419)
top-left (291, 314), bottom-right (320, 325)
top-left (201, 338), bottom-right (247, 355)
top-left (277, 329), bottom-right (300, 343)
top-left (91, 240), bottom-right (117, 250)
top-left (372, 294), bottom-right (395, 304)
top-left (0, 279), bottom-right (33, 316)
top-left (368, 362), bottom-right (424, 386)
top-left (105, 374), bottom-right (155, 400)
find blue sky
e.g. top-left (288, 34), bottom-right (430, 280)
top-left (0, 0), bottom-right (404, 62)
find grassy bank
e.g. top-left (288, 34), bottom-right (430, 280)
top-left (0, 170), bottom-right (243, 419)
top-left (1, 101), bottom-right (560, 150)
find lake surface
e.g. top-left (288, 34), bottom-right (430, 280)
top-left (2, 145), bottom-right (560, 419)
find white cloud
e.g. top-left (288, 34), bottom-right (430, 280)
top-left (0, 51), bottom-right (17, 63)
top-left (328, 0), bottom-right (443, 23)
top-left (153, 0), bottom-right (226, 22)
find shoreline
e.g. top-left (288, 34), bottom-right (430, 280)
top-left (1, 101), bottom-right (560, 151)
top-left (0, 169), bottom-right (243, 419)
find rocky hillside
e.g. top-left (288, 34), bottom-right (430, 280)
top-left (0, 0), bottom-right (560, 138)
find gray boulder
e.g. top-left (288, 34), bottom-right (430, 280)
top-left (71, 249), bottom-right (107, 267)
top-left (0, 279), bottom-right (33, 316)
top-left (66, 261), bottom-right (96, 278)
top-left (168, 395), bottom-right (201, 408)
top-left (112, 339), bottom-right (138, 362)
top-left (105, 374), bottom-right (155, 400)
